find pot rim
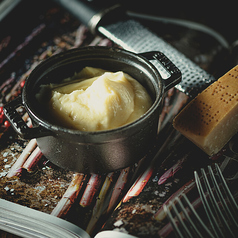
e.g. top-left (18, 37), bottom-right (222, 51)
top-left (22, 46), bottom-right (164, 137)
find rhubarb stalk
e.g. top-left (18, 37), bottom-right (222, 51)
top-left (74, 25), bottom-right (88, 48)
top-left (157, 155), bottom-right (188, 185)
top-left (79, 173), bottom-right (102, 207)
top-left (22, 146), bottom-right (43, 171)
top-left (123, 166), bottom-right (154, 203)
top-left (0, 24), bottom-right (45, 71)
top-left (86, 172), bottom-right (114, 235)
top-left (107, 167), bottom-right (130, 212)
top-left (123, 128), bottom-right (178, 203)
top-left (51, 173), bottom-right (85, 217)
top-left (154, 180), bottom-right (195, 221)
top-left (7, 138), bottom-right (37, 178)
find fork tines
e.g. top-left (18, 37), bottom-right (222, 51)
top-left (163, 163), bottom-right (238, 238)
top-left (194, 163), bottom-right (238, 238)
top-left (163, 193), bottom-right (214, 238)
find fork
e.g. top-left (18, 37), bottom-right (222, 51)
top-left (162, 163), bottom-right (238, 238)
top-left (194, 163), bottom-right (238, 238)
top-left (163, 193), bottom-right (215, 238)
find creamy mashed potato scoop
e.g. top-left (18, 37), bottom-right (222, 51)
top-left (48, 67), bottom-right (152, 131)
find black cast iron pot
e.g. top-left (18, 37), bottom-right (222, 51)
top-left (4, 47), bottom-right (181, 174)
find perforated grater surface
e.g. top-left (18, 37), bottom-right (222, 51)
top-left (98, 19), bottom-right (216, 97)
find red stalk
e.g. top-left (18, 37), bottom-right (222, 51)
top-left (158, 156), bottom-right (187, 185)
top-left (51, 173), bottom-right (85, 217)
top-left (107, 167), bottom-right (130, 212)
top-left (22, 112), bottom-right (32, 128)
top-left (0, 24), bottom-right (45, 71)
top-left (7, 61), bottom-right (39, 102)
top-left (22, 146), bottom-right (43, 171)
top-left (89, 36), bottom-right (102, 46)
top-left (123, 166), bottom-right (154, 203)
top-left (154, 180), bottom-right (195, 221)
top-left (157, 190), bottom-right (211, 237)
top-left (123, 128), bottom-right (178, 203)
top-left (86, 172), bottom-right (114, 235)
top-left (79, 173), bottom-right (102, 207)
top-left (7, 139), bottom-right (37, 178)
top-left (97, 38), bottom-right (112, 46)
top-left (74, 25), bottom-right (88, 48)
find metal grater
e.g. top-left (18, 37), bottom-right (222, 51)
top-left (98, 19), bottom-right (216, 97)
top-left (53, 0), bottom-right (216, 97)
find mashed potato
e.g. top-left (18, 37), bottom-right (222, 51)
top-left (48, 67), bottom-right (152, 131)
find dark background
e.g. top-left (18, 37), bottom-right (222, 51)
top-left (0, 0), bottom-right (237, 79)
top-left (124, 0), bottom-right (237, 44)
top-left (1, 0), bottom-right (237, 44)
top-left (82, 0), bottom-right (238, 44)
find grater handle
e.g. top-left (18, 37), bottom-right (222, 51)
top-left (53, 0), bottom-right (123, 34)
top-left (139, 51), bottom-right (182, 91)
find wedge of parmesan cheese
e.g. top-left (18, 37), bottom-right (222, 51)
top-left (173, 65), bottom-right (238, 156)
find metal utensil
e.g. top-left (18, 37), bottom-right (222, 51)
top-left (163, 163), bottom-right (238, 237)
top-left (195, 164), bottom-right (238, 238)
top-left (53, 0), bottom-right (216, 97)
top-left (164, 193), bottom-right (214, 238)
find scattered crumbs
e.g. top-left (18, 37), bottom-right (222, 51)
top-left (152, 175), bottom-right (158, 182)
top-left (158, 191), bottom-right (166, 197)
top-left (132, 209), bottom-right (136, 214)
top-left (4, 186), bottom-right (10, 191)
top-left (42, 199), bottom-right (51, 207)
top-left (165, 182), bottom-right (172, 187)
top-left (174, 178), bottom-right (180, 183)
top-left (154, 191), bottom-right (159, 195)
top-left (11, 153), bottom-right (17, 158)
top-left (3, 158), bottom-right (8, 162)
top-left (113, 219), bottom-right (123, 227)
top-left (35, 185), bottom-right (46, 192)
top-left (0, 171), bottom-right (8, 178)
top-left (3, 152), bottom-right (9, 157)
top-left (151, 209), bottom-right (156, 214)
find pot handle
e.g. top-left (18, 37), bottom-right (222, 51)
top-left (3, 96), bottom-right (51, 140)
top-left (139, 51), bottom-right (182, 91)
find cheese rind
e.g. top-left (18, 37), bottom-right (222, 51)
top-left (173, 65), bottom-right (238, 156)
